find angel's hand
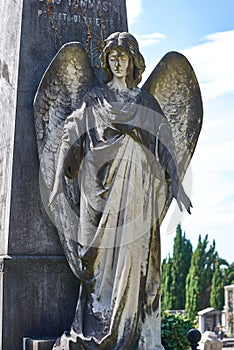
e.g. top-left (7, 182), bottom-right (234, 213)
top-left (176, 184), bottom-right (193, 214)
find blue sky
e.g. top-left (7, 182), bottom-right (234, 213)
top-left (126, 0), bottom-right (234, 262)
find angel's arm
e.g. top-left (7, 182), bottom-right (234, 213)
top-left (158, 120), bottom-right (192, 214)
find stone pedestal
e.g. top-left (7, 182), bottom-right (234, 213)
top-left (0, 255), bottom-right (79, 350)
top-left (0, 1), bottom-right (127, 349)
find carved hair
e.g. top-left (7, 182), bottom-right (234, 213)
top-left (100, 32), bottom-right (146, 89)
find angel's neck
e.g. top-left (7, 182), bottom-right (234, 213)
top-left (108, 77), bottom-right (128, 92)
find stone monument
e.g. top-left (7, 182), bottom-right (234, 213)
top-left (33, 29), bottom-right (202, 348)
top-left (1, 1), bottom-right (203, 349)
top-left (223, 284), bottom-right (234, 335)
top-left (0, 1), bottom-right (127, 349)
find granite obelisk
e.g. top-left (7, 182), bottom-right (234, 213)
top-left (0, 1), bottom-right (128, 349)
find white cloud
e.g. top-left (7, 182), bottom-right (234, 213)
top-left (182, 30), bottom-right (234, 100)
top-left (126, 0), bottom-right (143, 25)
top-left (141, 30), bottom-right (234, 100)
top-left (134, 32), bottom-right (166, 48)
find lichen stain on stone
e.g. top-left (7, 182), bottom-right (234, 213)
top-left (0, 59), bottom-right (10, 84)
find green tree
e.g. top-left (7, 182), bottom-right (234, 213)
top-left (170, 225), bottom-right (193, 310)
top-left (224, 262), bottom-right (234, 285)
top-left (201, 239), bottom-right (217, 309)
top-left (185, 235), bottom-right (223, 320)
top-left (185, 259), bottom-right (200, 321)
top-left (185, 235), bottom-right (215, 320)
top-left (210, 257), bottom-right (227, 311)
top-left (161, 256), bottom-right (173, 311)
top-left (161, 225), bottom-right (192, 311)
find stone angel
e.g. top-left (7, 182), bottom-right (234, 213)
top-left (34, 32), bottom-right (202, 350)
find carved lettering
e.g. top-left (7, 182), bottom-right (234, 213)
top-left (39, 0), bottom-right (62, 3)
top-left (37, 0), bottom-right (120, 25)
top-left (80, 0), bottom-right (86, 8)
top-left (103, 1), bottom-right (108, 12)
top-left (38, 0), bottom-right (119, 13)
top-left (88, 0), bottom-right (95, 8)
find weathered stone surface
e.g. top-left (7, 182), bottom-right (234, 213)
top-left (23, 338), bottom-right (57, 350)
top-left (199, 331), bottom-right (223, 350)
top-left (0, 1), bottom-right (127, 349)
top-left (0, 255), bottom-right (79, 350)
top-left (0, 0), bottom-right (23, 255)
top-left (8, 0), bottom-right (128, 256)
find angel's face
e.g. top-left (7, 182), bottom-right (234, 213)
top-left (108, 50), bottom-right (129, 79)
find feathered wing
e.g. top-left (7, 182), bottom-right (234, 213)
top-left (142, 51), bottom-right (203, 222)
top-left (34, 42), bottom-right (98, 278)
top-left (34, 42), bottom-right (97, 188)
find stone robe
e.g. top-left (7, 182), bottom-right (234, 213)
top-left (52, 85), bottom-right (181, 350)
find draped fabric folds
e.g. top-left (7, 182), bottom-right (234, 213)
top-left (52, 86), bottom-right (179, 350)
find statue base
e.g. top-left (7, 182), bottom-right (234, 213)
top-left (0, 255), bottom-right (79, 350)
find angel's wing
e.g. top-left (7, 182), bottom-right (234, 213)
top-left (34, 42), bottom-right (97, 278)
top-left (142, 51), bottom-right (203, 222)
top-left (34, 42), bottom-right (97, 189)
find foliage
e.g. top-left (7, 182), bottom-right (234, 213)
top-left (210, 257), bottom-right (228, 310)
top-left (185, 235), bottom-right (217, 320)
top-left (224, 262), bottom-right (234, 285)
top-left (162, 225), bottom-right (234, 322)
top-left (170, 225), bottom-right (193, 309)
top-left (161, 256), bottom-right (173, 310)
top-left (161, 312), bottom-right (193, 350)
top-left (161, 225), bottom-right (192, 311)
top-left (202, 239), bottom-right (217, 308)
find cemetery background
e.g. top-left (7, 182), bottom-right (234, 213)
top-left (160, 225), bottom-right (234, 349)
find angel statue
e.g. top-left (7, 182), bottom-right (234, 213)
top-left (34, 32), bottom-right (202, 349)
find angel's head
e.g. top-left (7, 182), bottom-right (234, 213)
top-left (100, 32), bottom-right (145, 89)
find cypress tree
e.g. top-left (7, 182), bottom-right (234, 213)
top-left (185, 235), bottom-right (209, 320)
top-left (170, 224), bottom-right (192, 310)
top-left (161, 256), bottom-right (173, 311)
top-left (185, 235), bottom-right (221, 320)
top-left (201, 239), bottom-right (217, 309)
top-left (224, 262), bottom-right (234, 285)
top-left (161, 225), bottom-right (192, 311)
top-left (210, 258), bottom-right (226, 311)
